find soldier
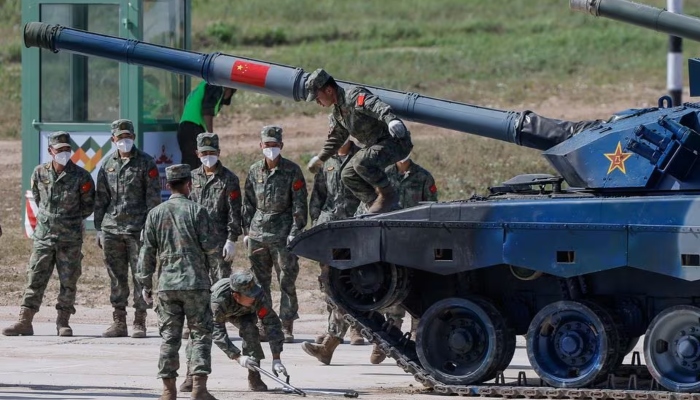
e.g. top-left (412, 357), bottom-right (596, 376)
top-left (305, 68), bottom-right (413, 214)
top-left (2, 131), bottom-right (95, 337)
top-left (180, 271), bottom-right (286, 393)
top-left (242, 125), bottom-right (308, 343)
top-left (95, 119), bottom-right (162, 339)
top-left (370, 154), bottom-right (438, 364)
top-left (302, 139), bottom-right (366, 366)
top-left (136, 164), bottom-right (218, 400)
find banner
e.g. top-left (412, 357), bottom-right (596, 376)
top-left (143, 131), bottom-right (181, 202)
top-left (24, 190), bottom-right (37, 238)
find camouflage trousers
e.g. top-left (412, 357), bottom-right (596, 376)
top-left (21, 239), bottom-right (83, 314)
top-left (102, 232), bottom-right (148, 311)
top-left (248, 238), bottom-right (299, 322)
top-left (156, 290), bottom-right (213, 378)
top-left (208, 243), bottom-right (232, 283)
top-left (341, 135), bottom-right (413, 204)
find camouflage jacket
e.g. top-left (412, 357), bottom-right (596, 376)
top-left (318, 86), bottom-right (400, 161)
top-left (190, 162), bottom-right (243, 243)
top-left (31, 161), bottom-right (95, 242)
top-left (242, 157), bottom-right (308, 243)
top-left (386, 162), bottom-right (438, 209)
top-left (210, 278), bottom-right (284, 358)
top-left (136, 194), bottom-right (218, 291)
top-left (94, 147), bottom-right (161, 234)
top-left (309, 142), bottom-right (361, 225)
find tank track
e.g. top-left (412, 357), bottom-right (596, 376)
top-left (325, 297), bottom-right (695, 399)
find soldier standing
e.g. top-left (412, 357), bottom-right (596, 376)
top-left (302, 140), bottom-right (367, 365)
top-left (2, 131), bottom-right (95, 337)
top-left (305, 68), bottom-right (413, 214)
top-left (95, 119), bottom-right (162, 339)
top-left (370, 154), bottom-right (438, 364)
top-left (180, 271), bottom-right (287, 393)
top-left (242, 126), bottom-right (308, 343)
top-left (136, 164), bottom-right (218, 400)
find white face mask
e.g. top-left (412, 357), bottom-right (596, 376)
top-left (262, 147), bottom-right (280, 160)
top-left (53, 151), bottom-right (71, 166)
top-left (200, 155), bottom-right (218, 168)
top-left (116, 138), bottom-right (134, 153)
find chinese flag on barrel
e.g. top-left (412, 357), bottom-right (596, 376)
top-left (230, 60), bottom-right (270, 87)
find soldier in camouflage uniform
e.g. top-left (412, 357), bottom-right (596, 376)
top-left (305, 68), bottom-right (413, 214)
top-left (136, 164), bottom-right (218, 400)
top-left (242, 126), bottom-right (308, 343)
top-left (95, 119), bottom-right (162, 339)
top-left (180, 271), bottom-right (287, 393)
top-left (2, 131), bottom-right (95, 337)
top-left (302, 140), bottom-right (368, 365)
top-left (371, 155), bottom-right (439, 364)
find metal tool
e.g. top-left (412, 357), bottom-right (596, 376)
top-left (252, 365), bottom-right (359, 398)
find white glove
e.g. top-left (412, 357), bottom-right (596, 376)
top-left (237, 355), bottom-right (259, 371)
top-left (272, 359), bottom-right (288, 377)
top-left (243, 235), bottom-right (250, 248)
top-left (388, 120), bottom-right (407, 139)
top-left (307, 155), bottom-right (323, 174)
top-left (142, 288), bottom-right (153, 306)
top-left (96, 231), bottom-right (104, 249)
top-left (287, 235), bottom-right (294, 245)
top-left (222, 240), bottom-right (236, 262)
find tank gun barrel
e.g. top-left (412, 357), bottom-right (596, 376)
top-left (23, 22), bottom-right (578, 151)
top-left (570, 0), bottom-right (700, 42)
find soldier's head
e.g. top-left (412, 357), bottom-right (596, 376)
top-left (305, 68), bottom-right (338, 108)
top-left (47, 131), bottom-right (72, 166)
top-left (196, 132), bottom-right (220, 169)
top-left (165, 164), bottom-right (192, 195)
top-left (230, 270), bottom-right (262, 307)
top-left (259, 125), bottom-right (284, 160)
top-left (110, 119), bottom-right (136, 154)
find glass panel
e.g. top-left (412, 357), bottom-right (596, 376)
top-left (142, 0), bottom-right (186, 123)
top-left (40, 4), bottom-right (120, 123)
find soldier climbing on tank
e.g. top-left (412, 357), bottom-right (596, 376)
top-left (305, 68), bottom-right (413, 214)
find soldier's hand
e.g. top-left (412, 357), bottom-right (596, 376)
top-left (243, 235), bottom-right (250, 248)
top-left (142, 288), bottom-right (153, 306)
top-left (237, 355), bottom-right (259, 371)
top-left (96, 231), bottom-right (104, 249)
top-left (307, 155), bottom-right (323, 174)
top-left (388, 120), bottom-right (407, 139)
top-left (272, 359), bottom-right (288, 377)
top-left (222, 240), bottom-right (236, 261)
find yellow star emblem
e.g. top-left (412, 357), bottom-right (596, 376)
top-left (237, 65), bottom-right (243, 71)
top-left (604, 142), bottom-right (632, 174)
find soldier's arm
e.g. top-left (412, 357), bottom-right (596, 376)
top-left (258, 295), bottom-right (284, 355)
top-left (79, 173), bottom-right (96, 219)
top-left (144, 157), bottom-right (162, 212)
top-left (288, 166), bottom-right (308, 238)
top-left (202, 84), bottom-right (223, 132)
top-left (195, 208), bottom-right (220, 272)
top-left (211, 303), bottom-right (242, 359)
top-left (308, 170), bottom-right (326, 225)
top-left (93, 167), bottom-right (108, 230)
top-left (136, 213), bottom-right (157, 289)
top-left (353, 88), bottom-right (399, 126)
top-left (317, 116), bottom-right (349, 162)
top-left (226, 175), bottom-right (243, 242)
top-left (241, 170), bottom-right (256, 231)
top-left (423, 173), bottom-right (438, 202)
top-left (30, 167), bottom-right (41, 205)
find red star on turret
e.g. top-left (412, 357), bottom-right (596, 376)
top-left (604, 142), bottom-right (632, 174)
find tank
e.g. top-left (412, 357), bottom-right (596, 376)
top-left (21, 0), bottom-right (700, 396)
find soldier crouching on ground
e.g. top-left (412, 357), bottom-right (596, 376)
top-left (136, 164), bottom-right (219, 400)
top-left (180, 271), bottom-right (287, 393)
top-left (3, 131), bottom-right (95, 337)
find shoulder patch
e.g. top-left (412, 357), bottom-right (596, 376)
top-left (429, 184), bottom-right (437, 194)
top-left (292, 179), bottom-right (304, 191)
top-left (81, 181), bottom-right (93, 193)
top-left (229, 189), bottom-right (241, 200)
top-left (148, 168), bottom-right (159, 179)
top-left (356, 94), bottom-right (365, 107)
top-left (257, 307), bottom-right (269, 319)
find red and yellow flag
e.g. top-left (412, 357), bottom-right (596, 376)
top-left (230, 60), bottom-right (270, 87)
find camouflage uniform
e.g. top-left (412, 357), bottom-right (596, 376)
top-left (95, 120), bottom-right (161, 337)
top-left (243, 126), bottom-right (308, 330)
top-left (136, 164), bottom-right (218, 382)
top-left (306, 69), bottom-right (413, 207)
top-left (3, 131), bottom-right (95, 337)
top-left (308, 142), bottom-right (362, 340)
top-left (189, 133), bottom-right (243, 282)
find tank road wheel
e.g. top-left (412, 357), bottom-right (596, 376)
top-left (644, 305), bottom-right (700, 392)
top-left (327, 262), bottom-right (406, 312)
top-left (526, 300), bottom-right (620, 388)
top-left (415, 297), bottom-right (512, 385)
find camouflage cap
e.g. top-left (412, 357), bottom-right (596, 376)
top-left (305, 68), bottom-right (332, 102)
top-left (48, 131), bottom-right (71, 149)
top-left (260, 125), bottom-right (283, 143)
top-left (230, 271), bottom-right (262, 298)
top-left (165, 164), bottom-right (191, 182)
top-left (197, 132), bottom-right (219, 152)
top-left (111, 119), bottom-right (135, 137)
